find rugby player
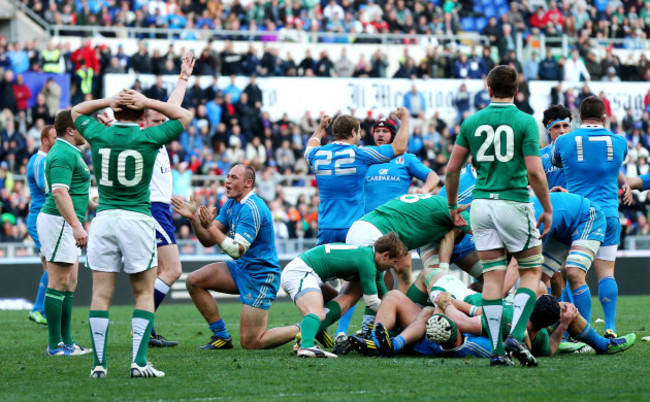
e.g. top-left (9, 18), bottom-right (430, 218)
top-left (172, 164), bottom-right (299, 350)
top-left (551, 96), bottom-right (629, 338)
top-left (37, 111), bottom-right (93, 357)
top-left (74, 89), bottom-right (193, 378)
top-left (26, 125), bottom-right (57, 325)
top-left (446, 65), bottom-right (553, 366)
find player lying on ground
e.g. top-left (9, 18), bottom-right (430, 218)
top-left (345, 194), bottom-right (474, 334)
top-left (281, 233), bottom-right (408, 358)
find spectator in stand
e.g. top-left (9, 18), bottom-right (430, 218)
top-left (564, 48), bottom-right (590, 82)
top-left (243, 75), bottom-right (263, 107)
top-left (172, 161), bottom-right (193, 200)
top-left (523, 52), bottom-right (540, 80)
top-left (223, 75), bottom-right (242, 103)
top-left (545, 1), bottom-right (564, 32)
top-left (131, 41), bottom-right (153, 74)
top-left (453, 53), bottom-right (471, 79)
top-left (474, 82), bottom-right (491, 111)
top-left (334, 48), bottom-right (354, 78)
top-left (497, 24), bottom-right (516, 59)
top-left (30, 93), bottom-right (52, 125)
top-left (539, 49), bottom-right (560, 81)
top-left (482, 17), bottom-right (500, 48)
top-left (0, 70), bottom-right (17, 113)
top-left (315, 51), bottom-right (335, 77)
top-left (145, 75), bottom-right (168, 101)
top-left (506, 2), bottom-right (526, 32)
top-left (584, 51), bottom-right (603, 81)
top-left (403, 84), bottom-right (426, 118)
top-left (11, 74), bottom-right (31, 112)
top-left (8, 42), bottom-right (30, 74)
top-left (453, 83), bottom-right (470, 125)
top-left (602, 66), bottom-right (621, 82)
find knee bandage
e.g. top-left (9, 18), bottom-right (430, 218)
top-left (468, 261), bottom-right (483, 278)
top-left (516, 254), bottom-right (544, 270)
top-left (541, 252), bottom-right (562, 278)
top-left (482, 256), bottom-right (507, 273)
top-left (565, 249), bottom-right (595, 273)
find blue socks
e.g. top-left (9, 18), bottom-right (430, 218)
top-left (392, 335), bottom-right (406, 353)
top-left (598, 276), bottom-right (618, 333)
top-left (571, 284), bottom-right (592, 324)
top-left (32, 271), bottom-right (48, 314)
top-left (560, 281), bottom-right (574, 303)
top-left (209, 319), bottom-right (230, 339)
top-left (153, 278), bottom-right (170, 311)
top-left (336, 304), bottom-right (356, 335)
top-left (574, 323), bottom-right (610, 353)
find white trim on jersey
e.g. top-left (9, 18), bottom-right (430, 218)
top-left (149, 145), bottom-right (173, 204)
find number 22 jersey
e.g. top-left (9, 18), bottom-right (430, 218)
top-left (305, 142), bottom-right (395, 230)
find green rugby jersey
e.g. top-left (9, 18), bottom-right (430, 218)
top-left (41, 138), bottom-right (90, 222)
top-left (361, 194), bottom-right (470, 250)
top-left (299, 244), bottom-right (387, 296)
top-left (455, 103), bottom-right (540, 203)
top-left (75, 115), bottom-right (184, 215)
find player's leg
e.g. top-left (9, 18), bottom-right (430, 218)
top-left (564, 242), bottom-right (598, 323)
top-left (549, 270), bottom-right (564, 298)
top-left (567, 303), bottom-right (636, 354)
top-left (374, 290), bottom-right (422, 331)
top-left (595, 216), bottom-right (621, 337)
top-left (28, 214), bottom-right (48, 324)
top-left (44, 261), bottom-right (73, 353)
top-left (451, 236), bottom-right (484, 281)
top-left (394, 252), bottom-right (413, 293)
top-left (185, 262), bottom-right (239, 349)
top-left (61, 260), bottom-right (89, 353)
top-left (89, 271), bottom-right (117, 375)
top-left (405, 267), bottom-right (432, 306)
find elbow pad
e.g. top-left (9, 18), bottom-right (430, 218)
top-left (363, 294), bottom-right (382, 313)
top-left (220, 235), bottom-right (251, 259)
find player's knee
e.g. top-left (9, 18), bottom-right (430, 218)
top-left (383, 289), bottom-right (402, 302)
top-left (565, 268), bottom-right (586, 287)
top-left (240, 336), bottom-right (263, 350)
top-left (515, 254), bottom-right (544, 270)
top-left (185, 273), bottom-right (199, 291)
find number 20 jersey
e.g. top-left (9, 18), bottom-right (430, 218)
top-left (305, 142), bottom-right (395, 230)
top-left (75, 115), bottom-right (185, 215)
top-left (455, 103), bottom-right (540, 203)
top-left (551, 126), bottom-right (627, 218)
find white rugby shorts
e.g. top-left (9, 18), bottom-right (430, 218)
top-left (470, 199), bottom-right (542, 253)
top-left (281, 257), bottom-right (323, 302)
top-left (346, 220), bottom-right (383, 247)
top-left (37, 213), bottom-right (81, 264)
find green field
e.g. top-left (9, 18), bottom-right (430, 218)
top-left (2, 296), bottom-right (649, 401)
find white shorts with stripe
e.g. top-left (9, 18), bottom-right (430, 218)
top-left (470, 199), bottom-right (542, 253)
top-left (87, 210), bottom-right (158, 274)
top-left (345, 220), bottom-right (383, 246)
top-left (37, 213), bottom-right (81, 264)
top-left (280, 257), bottom-right (323, 302)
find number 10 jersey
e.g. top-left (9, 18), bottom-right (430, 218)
top-left (455, 103), bottom-right (540, 203)
top-left (75, 115), bottom-right (185, 215)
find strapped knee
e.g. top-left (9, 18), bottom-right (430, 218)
top-left (468, 261), bottom-right (483, 278)
top-left (482, 256), bottom-right (507, 273)
top-left (516, 254), bottom-right (544, 270)
top-left (541, 252), bottom-right (562, 278)
top-left (565, 249), bottom-right (595, 273)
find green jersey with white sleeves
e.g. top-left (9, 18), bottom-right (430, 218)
top-left (455, 103), bottom-right (540, 203)
top-left (361, 194), bottom-right (470, 250)
top-left (299, 244), bottom-right (387, 297)
top-left (74, 115), bottom-right (184, 215)
top-left (40, 138), bottom-right (91, 222)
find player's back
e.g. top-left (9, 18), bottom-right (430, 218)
top-left (362, 194), bottom-right (469, 250)
top-left (413, 334), bottom-right (492, 358)
top-left (307, 142), bottom-right (392, 229)
top-left (457, 103), bottom-right (539, 203)
top-left (300, 244), bottom-right (375, 282)
top-left (531, 193), bottom-right (591, 242)
top-left (364, 153), bottom-right (429, 212)
top-left (27, 151), bottom-right (47, 215)
top-left (540, 144), bottom-right (566, 189)
top-left (553, 128), bottom-right (626, 217)
top-left (437, 164), bottom-right (477, 206)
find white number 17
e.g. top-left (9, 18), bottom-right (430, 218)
top-left (575, 135), bottom-right (613, 162)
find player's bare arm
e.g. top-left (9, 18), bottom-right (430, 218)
top-left (196, 205), bottom-right (248, 259)
top-left (70, 91), bottom-right (122, 122)
top-left (547, 302), bottom-right (578, 356)
top-left (167, 52), bottom-right (195, 107)
top-left (618, 170), bottom-right (633, 205)
top-left (525, 155), bottom-right (553, 239)
top-left (415, 171), bottom-right (440, 194)
top-left (305, 114), bottom-right (331, 151)
top-left (171, 196), bottom-right (220, 247)
top-left (445, 144), bottom-right (470, 226)
top-left (121, 89), bottom-right (194, 128)
top-left (391, 107), bottom-right (410, 156)
top-left (51, 187), bottom-right (87, 247)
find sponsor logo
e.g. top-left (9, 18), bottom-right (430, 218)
top-left (379, 169), bottom-right (389, 175)
top-left (82, 120), bottom-right (90, 126)
top-left (366, 175), bottom-right (401, 182)
top-left (94, 332), bottom-right (104, 337)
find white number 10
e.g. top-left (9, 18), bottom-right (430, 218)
top-left (575, 135), bottom-right (613, 162)
top-left (98, 148), bottom-right (144, 187)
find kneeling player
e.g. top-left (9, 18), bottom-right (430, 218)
top-left (281, 232), bottom-right (408, 358)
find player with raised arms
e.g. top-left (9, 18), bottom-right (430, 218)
top-left (26, 125), bottom-right (57, 325)
top-left (551, 96), bottom-right (629, 339)
top-left (172, 164), bottom-right (300, 351)
top-left (280, 232), bottom-right (407, 358)
top-left (37, 111), bottom-right (94, 357)
top-left (75, 89), bottom-right (193, 378)
top-left (446, 65), bottom-right (553, 366)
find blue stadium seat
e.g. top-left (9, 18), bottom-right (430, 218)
top-left (484, 7), bottom-right (496, 18)
top-left (473, 3), bottom-right (483, 13)
top-left (494, 0), bottom-right (507, 7)
top-left (481, 0), bottom-right (492, 5)
top-left (497, 5), bottom-right (509, 16)
top-left (461, 18), bottom-right (476, 32)
top-left (476, 17), bottom-right (488, 32)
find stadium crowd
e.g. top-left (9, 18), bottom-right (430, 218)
top-left (3, 0), bottom-right (650, 251)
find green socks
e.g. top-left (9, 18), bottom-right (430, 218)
top-left (510, 288), bottom-right (537, 342)
top-left (300, 314), bottom-right (321, 348)
top-left (482, 298), bottom-right (505, 355)
top-left (318, 301), bottom-right (341, 333)
top-left (406, 284), bottom-right (430, 306)
top-left (44, 288), bottom-right (65, 349)
top-left (132, 310), bottom-right (155, 366)
top-left (89, 310), bottom-right (110, 369)
top-left (61, 291), bottom-right (74, 345)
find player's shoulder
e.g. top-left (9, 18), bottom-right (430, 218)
top-left (242, 192), bottom-right (271, 216)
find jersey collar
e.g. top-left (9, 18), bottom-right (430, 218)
top-left (488, 102), bottom-right (515, 107)
top-left (580, 124), bottom-right (604, 129)
top-left (37, 150), bottom-right (47, 157)
top-left (114, 121), bottom-right (141, 127)
top-left (56, 137), bottom-right (82, 153)
top-left (239, 190), bottom-right (255, 204)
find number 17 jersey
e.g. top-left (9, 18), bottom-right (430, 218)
top-left (551, 125), bottom-right (627, 217)
top-left (305, 142), bottom-right (395, 230)
top-left (455, 103), bottom-right (540, 203)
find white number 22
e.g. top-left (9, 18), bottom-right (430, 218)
top-left (313, 149), bottom-right (357, 176)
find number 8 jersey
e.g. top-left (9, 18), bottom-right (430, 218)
top-left (75, 115), bottom-right (185, 215)
top-left (551, 124), bottom-right (627, 218)
top-left (305, 142), bottom-right (395, 230)
top-left (455, 103), bottom-right (540, 203)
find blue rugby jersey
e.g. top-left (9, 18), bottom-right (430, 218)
top-left (531, 192), bottom-right (604, 245)
top-left (27, 150), bottom-right (47, 215)
top-left (438, 164), bottom-right (477, 206)
top-left (540, 143), bottom-right (566, 189)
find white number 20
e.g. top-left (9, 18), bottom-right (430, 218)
top-left (98, 148), bottom-right (144, 187)
top-left (475, 125), bottom-right (514, 162)
top-left (575, 135), bottom-right (613, 162)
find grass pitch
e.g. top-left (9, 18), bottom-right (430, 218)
top-left (1, 296), bottom-right (649, 401)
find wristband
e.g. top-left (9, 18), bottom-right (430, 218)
top-left (469, 306), bottom-right (478, 317)
top-left (439, 263), bottom-right (450, 272)
top-left (448, 203), bottom-right (458, 210)
top-left (179, 75), bottom-right (189, 81)
top-left (309, 137), bottom-right (321, 144)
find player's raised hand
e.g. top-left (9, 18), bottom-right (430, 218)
top-left (450, 209), bottom-right (468, 227)
top-left (621, 182), bottom-right (633, 206)
top-left (122, 89), bottom-right (147, 110)
top-left (395, 106), bottom-right (409, 121)
top-left (319, 115), bottom-right (332, 129)
top-left (197, 205), bottom-right (214, 228)
top-left (72, 224), bottom-right (88, 248)
top-left (97, 111), bottom-right (114, 127)
top-left (559, 302), bottom-right (578, 325)
top-left (171, 196), bottom-right (197, 219)
top-left (181, 52), bottom-right (196, 76)
top-left (537, 210), bottom-right (553, 239)
top-left (434, 292), bottom-right (452, 310)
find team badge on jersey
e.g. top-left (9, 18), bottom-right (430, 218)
top-left (395, 157), bottom-right (404, 165)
